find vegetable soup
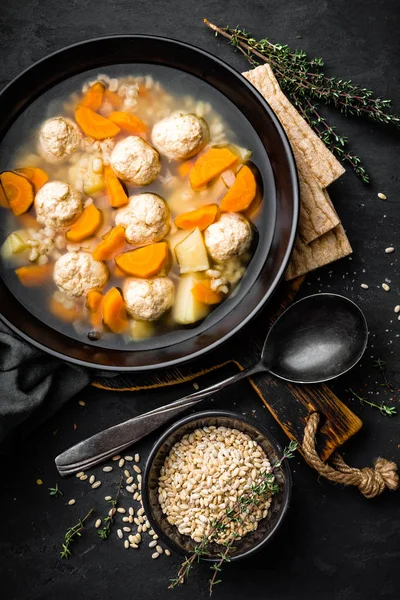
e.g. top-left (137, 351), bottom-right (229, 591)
top-left (0, 66), bottom-right (272, 347)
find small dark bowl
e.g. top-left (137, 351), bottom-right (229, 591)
top-left (142, 410), bottom-right (292, 561)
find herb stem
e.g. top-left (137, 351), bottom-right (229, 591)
top-left (60, 508), bottom-right (94, 559)
top-left (204, 19), bottom-right (400, 182)
top-left (350, 388), bottom-right (396, 417)
top-left (373, 359), bottom-right (395, 392)
top-left (97, 475), bottom-right (123, 540)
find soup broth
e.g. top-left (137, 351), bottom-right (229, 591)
top-left (0, 65), bottom-right (275, 349)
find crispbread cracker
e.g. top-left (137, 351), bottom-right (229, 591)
top-left (243, 64), bottom-right (345, 187)
top-left (296, 152), bottom-right (340, 243)
top-left (285, 222), bottom-right (352, 280)
top-left (241, 63), bottom-right (351, 279)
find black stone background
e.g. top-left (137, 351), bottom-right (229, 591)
top-left (1, 1), bottom-right (400, 599)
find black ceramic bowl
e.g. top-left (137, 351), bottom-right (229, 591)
top-left (142, 410), bottom-right (292, 560)
top-left (0, 35), bottom-right (299, 371)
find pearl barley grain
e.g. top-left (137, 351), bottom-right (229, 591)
top-left (158, 426), bottom-right (272, 544)
top-left (385, 247), bottom-right (395, 254)
top-left (394, 305), bottom-right (400, 314)
top-left (360, 283), bottom-right (369, 289)
top-left (378, 192), bottom-right (387, 200)
top-left (382, 283), bottom-right (390, 292)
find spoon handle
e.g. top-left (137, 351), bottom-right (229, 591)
top-left (55, 362), bottom-right (265, 476)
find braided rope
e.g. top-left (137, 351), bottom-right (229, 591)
top-left (302, 413), bottom-right (399, 498)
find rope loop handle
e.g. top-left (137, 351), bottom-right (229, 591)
top-left (302, 412), bottom-right (399, 498)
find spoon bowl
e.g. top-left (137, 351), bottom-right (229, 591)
top-left (261, 293), bottom-right (368, 383)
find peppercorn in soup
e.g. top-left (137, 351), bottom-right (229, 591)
top-left (0, 68), bottom-right (267, 345)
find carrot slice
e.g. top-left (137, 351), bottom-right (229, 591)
top-left (115, 242), bottom-right (168, 278)
top-left (15, 264), bottom-right (53, 287)
top-left (86, 290), bottom-right (103, 329)
top-left (65, 204), bottom-right (102, 243)
top-left (15, 167), bottom-right (49, 193)
top-left (0, 171), bottom-right (34, 215)
top-left (103, 165), bottom-right (129, 208)
top-left (81, 82), bottom-right (105, 111)
top-left (192, 280), bottom-right (223, 305)
top-left (92, 225), bottom-right (126, 261)
top-left (103, 89), bottom-right (124, 109)
top-left (0, 181), bottom-right (9, 208)
top-left (102, 287), bottom-right (128, 333)
top-left (108, 111), bottom-right (148, 134)
top-left (174, 204), bottom-right (219, 231)
top-left (75, 105), bottom-right (121, 140)
top-left (189, 147), bottom-right (238, 190)
top-left (50, 297), bottom-right (81, 323)
top-left (178, 160), bottom-right (195, 178)
top-left (220, 165), bottom-right (257, 212)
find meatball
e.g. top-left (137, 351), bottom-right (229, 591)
top-left (204, 213), bottom-right (253, 262)
top-left (123, 277), bottom-right (174, 321)
top-left (53, 251), bottom-right (109, 297)
top-left (115, 193), bottom-right (170, 246)
top-left (151, 113), bottom-right (209, 160)
top-left (110, 136), bottom-right (160, 185)
top-left (38, 117), bottom-right (81, 163)
top-left (35, 181), bottom-right (83, 229)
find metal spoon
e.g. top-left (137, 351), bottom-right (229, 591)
top-left (55, 293), bottom-right (368, 475)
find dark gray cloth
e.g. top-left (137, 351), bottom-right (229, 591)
top-left (0, 320), bottom-right (90, 446)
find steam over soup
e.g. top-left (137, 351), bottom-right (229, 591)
top-left (0, 71), bottom-right (265, 344)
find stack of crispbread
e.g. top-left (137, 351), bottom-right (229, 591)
top-left (243, 64), bottom-right (352, 280)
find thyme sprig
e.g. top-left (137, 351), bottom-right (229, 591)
top-left (372, 359), bottom-right (395, 392)
top-left (97, 475), bottom-right (123, 540)
top-left (60, 508), bottom-right (94, 559)
top-left (48, 483), bottom-right (63, 498)
top-left (169, 441), bottom-right (297, 594)
top-left (350, 388), bottom-right (396, 417)
top-left (204, 19), bottom-right (400, 183)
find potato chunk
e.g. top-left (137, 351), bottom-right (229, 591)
top-left (175, 227), bottom-right (209, 274)
top-left (173, 274), bottom-right (210, 325)
top-left (1, 231), bottom-right (29, 260)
